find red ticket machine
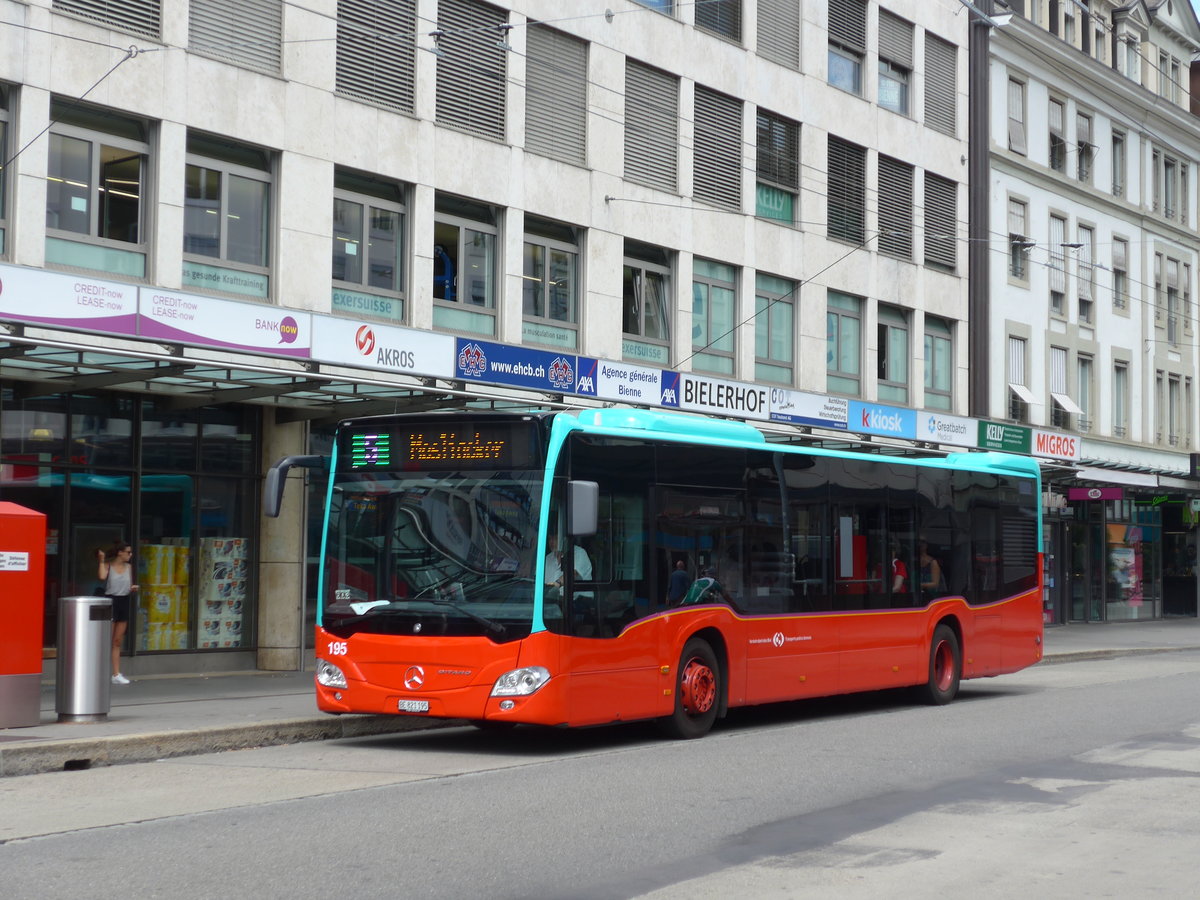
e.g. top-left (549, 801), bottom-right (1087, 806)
top-left (0, 502), bottom-right (47, 728)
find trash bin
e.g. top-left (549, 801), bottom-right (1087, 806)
top-left (56, 596), bottom-right (112, 723)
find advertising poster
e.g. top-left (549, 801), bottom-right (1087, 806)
top-left (139, 288), bottom-right (312, 358)
top-left (310, 317), bottom-right (454, 378)
top-left (0, 263), bottom-right (138, 335)
top-left (454, 339), bottom-right (578, 393)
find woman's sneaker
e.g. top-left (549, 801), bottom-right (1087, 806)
top-left (111, 673), bottom-right (130, 685)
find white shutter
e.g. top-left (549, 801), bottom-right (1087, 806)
top-left (1049, 216), bottom-right (1066, 293)
top-left (190, 0), bottom-right (282, 75)
top-left (878, 11), bottom-right (912, 68)
top-left (54, 0), bottom-right (160, 38)
top-left (924, 174), bottom-right (957, 270)
top-left (828, 0), bottom-right (866, 52)
top-left (827, 136), bottom-right (866, 242)
top-left (924, 33), bottom-right (956, 137)
top-left (435, 0), bottom-right (508, 142)
top-left (1077, 228), bottom-right (1093, 301)
top-left (877, 155), bottom-right (913, 259)
top-left (1050, 347), bottom-right (1068, 394)
top-left (1009, 336), bottom-right (1027, 386)
top-left (1007, 79), bottom-right (1027, 154)
top-left (1007, 198), bottom-right (1026, 235)
top-left (1049, 99), bottom-right (1064, 136)
top-left (624, 60), bottom-right (678, 191)
top-left (526, 26), bottom-right (587, 165)
top-left (757, 0), bottom-right (799, 69)
top-left (1112, 238), bottom-right (1127, 270)
top-left (693, 86), bottom-right (742, 209)
top-left (336, 0), bottom-right (416, 114)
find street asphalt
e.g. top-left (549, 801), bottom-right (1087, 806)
top-left (2, 618), bottom-right (1199, 778)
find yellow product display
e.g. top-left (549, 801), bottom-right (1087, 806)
top-left (138, 544), bottom-right (176, 586)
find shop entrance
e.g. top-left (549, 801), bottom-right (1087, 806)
top-left (1066, 520), bottom-right (1104, 622)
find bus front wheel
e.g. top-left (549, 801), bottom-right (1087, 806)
top-left (920, 623), bottom-right (961, 705)
top-left (660, 638), bottom-right (721, 739)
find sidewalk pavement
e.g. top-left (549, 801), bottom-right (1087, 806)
top-left (3, 618), bottom-right (1199, 778)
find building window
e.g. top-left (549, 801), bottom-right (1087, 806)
top-left (757, 0), bottom-right (800, 69)
top-left (625, 60), bottom-right (679, 192)
top-left (54, 0), bottom-right (160, 38)
top-left (828, 0), bottom-right (866, 95)
top-left (1077, 225), bottom-right (1094, 324)
top-left (827, 290), bottom-right (862, 396)
top-left (1169, 375), bottom-right (1181, 446)
top-left (924, 316), bottom-right (952, 411)
top-left (877, 156), bottom-right (913, 259)
top-left (336, 0), bottom-right (416, 114)
top-left (1076, 113), bottom-right (1093, 182)
top-left (436, 0), bottom-right (508, 141)
top-left (692, 259), bottom-right (736, 375)
top-left (623, 240), bottom-right (671, 365)
top-left (924, 174), bottom-right (957, 271)
top-left (1155, 252), bottom-right (1164, 324)
top-left (828, 136), bottom-right (866, 243)
top-left (526, 26), bottom-right (587, 166)
top-left (1050, 346), bottom-right (1082, 428)
top-left (1171, 58), bottom-right (1182, 103)
top-left (1121, 33), bottom-right (1140, 82)
top-left (877, 11), bottom-right (912, 115)
top-left (633, 0), bottom-right (673, 12)
top-left (755, 273), bottom-right (794, 384)
top-left (1048, 214), bottom-right (1066, 315)
top-left (756, 110), bottom-right (798, 223)
top-left (1112, 130), bottom-right (1126, 197)
top-left (1077, 355), bottom-right (1093, 432)
top-left (1152, 149), bottom-right (1161, 212)
top-left (1048, 99), bottom-right (1066, 172)
top-left (432, 194), bottom-right (498, 336)
top-left (1155, 370), bottom-right (1164, 443)
top-left (45, 101), bottom-right (149, 280)
top-left (1008, 335), bottom-right (1032, 422)
top-left (924, 33), bottom-right (956, 137)
top-left (1008, 198), bottom-right (1029, 281)
top-left (190, 0), bottom-right (282, 74)
top-left (1167, 258), bottom-right (1180, 346)
top-left (1007, 78), bottom-right (1026, 155)
top-left (1112, 238), bottom-right (1128, 309)
top-left (522, 217), bottom-right (580, 350)
top-left (877, 305), bottom-right (909, 404)
top-left (695, 0), bottom-right (741, 42)
top-left (1113, 361), bottom-right (1128, 437)
top-left (1185, 263), bottom-right (1193, 332)
top-left (183, 133), bottom-right (272, 299)
top-left (1164, 156), bottom-right (1178, 218)
top-left (693, 86), bottom-right (742, 210)
top-left (331, 170), bottom-right (406, 323)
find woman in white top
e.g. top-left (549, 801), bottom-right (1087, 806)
top-left (97, 542), bottom-right (138, 685)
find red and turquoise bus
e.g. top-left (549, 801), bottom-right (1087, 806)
top-left (266, 408), bottom-right (1043, 738)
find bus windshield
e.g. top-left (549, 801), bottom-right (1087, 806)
top-left (321, 469), bottom-right (544, 642)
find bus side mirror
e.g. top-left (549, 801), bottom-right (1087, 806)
top-left (263, 455), bottom-right (327, 518)
top-left (567, 480), bottom-right (599, 536)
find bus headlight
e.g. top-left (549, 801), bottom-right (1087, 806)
top-left (491, 666), bottom-right (551, 697)
top-left (316, 659), bottom-right (348, 689)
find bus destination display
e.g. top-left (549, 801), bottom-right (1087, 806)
top-left (343, 422), bottom-right (537, 471)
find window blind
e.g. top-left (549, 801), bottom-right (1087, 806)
top-left (336, 0), bottom-right (416, 113)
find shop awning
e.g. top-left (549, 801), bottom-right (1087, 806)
top-left (1051, 392), bottom-right (1085, 415)
top-left (1009, 382), bottom-right (1037, 405)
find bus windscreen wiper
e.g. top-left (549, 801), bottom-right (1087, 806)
top-left (427, 596), bottom-right (506, 635)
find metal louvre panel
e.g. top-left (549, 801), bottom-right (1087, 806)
top-left (189, 0), bottom-right (282, 74)
top-left (1050, 347), bottom-right (1067, 394)
top-left (923, 173), bottom-right (956, 269)
top-left (924, 33), bottom-right (956, 136)
top-left (827, 136), bottom-right (865, 242)
top-left (1048, 215), bottom-right (1066, 293)
top-left (757, 0), bottom-right (799, 69)
top-left (336, 0), bottom-right (416, 113)
top-left (828, 0), bottom-right (866, 52)
top-left (693, 86), bottom-right (742, 209)
top-left (625, 60), bottom-right (678, 191)
top-left (526, 26), bottom-right (587, 165)
top-left (877, 155), bottom-right (913, 259)
top-left (878, 11), bottom-right (912, 68)
top-left (1009, 337), bottom-right (1026, 385)
top-left (436, 0), bottom-right (508, 141)
top-left (695, 0), bottom-right (742, 42)
top-left (54, 0), bottom-right (160, 38)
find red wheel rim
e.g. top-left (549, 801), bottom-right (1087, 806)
top-left (933, 639), bottom-right (954, 692)
top-left (680, 656), bottom-right (716, 715)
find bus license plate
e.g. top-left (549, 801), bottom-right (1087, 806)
top-left (398, 699), bottom-right (429, 713)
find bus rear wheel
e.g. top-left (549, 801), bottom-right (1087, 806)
top-left (920, 623), bottom-right (961, 705)
top-left (659, 638), bottom-right (721, 739)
